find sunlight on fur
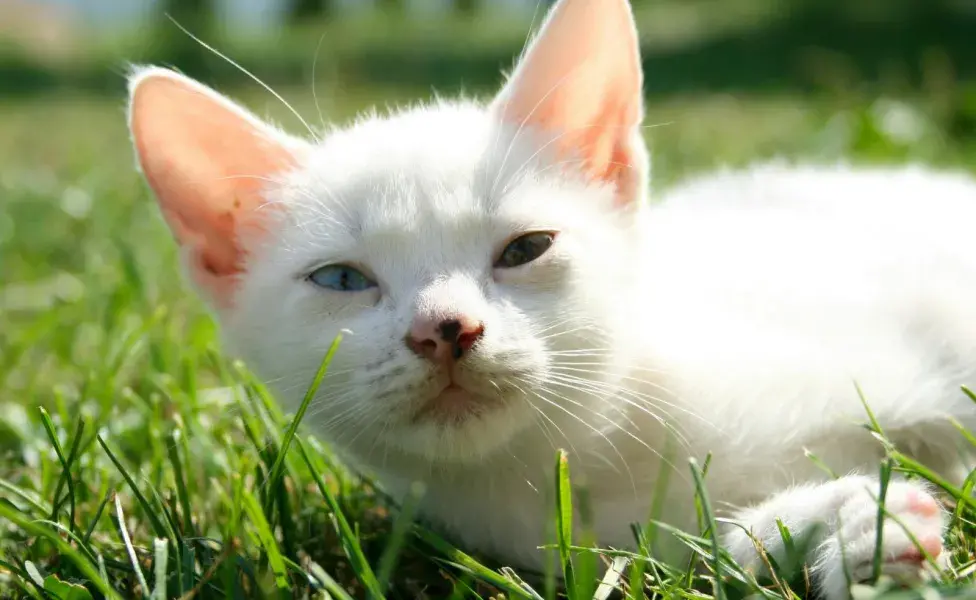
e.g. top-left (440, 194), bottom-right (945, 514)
top-left (126, 0), bottom-right (976, 596)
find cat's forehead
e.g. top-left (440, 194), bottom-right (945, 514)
top-left (310, 101), bottom-right (495, 180)
top-left (292, 103), bottom-right (551, 230)
top-left (280, 100), bottom-right (612, 249)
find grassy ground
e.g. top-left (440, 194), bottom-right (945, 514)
top-left (3, 43), bottom-right (976, 599)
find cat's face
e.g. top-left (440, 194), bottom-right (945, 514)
top-left (127, 0), bottom-right (648, 465)
top-left (227, 105), bottom-right (645, 463)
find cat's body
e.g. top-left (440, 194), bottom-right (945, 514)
top-left (319, 159), bottom-right (976, 570)
top-left (126, 0), bottom-right (976, 596)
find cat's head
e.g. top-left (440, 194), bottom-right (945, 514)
top-left (127, 0), bottom-right (649, 466)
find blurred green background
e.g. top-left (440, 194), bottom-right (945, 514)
top-left (4, 0), bottom-right (976, 176)
top-left (7, 0), bottom-right (976, 101)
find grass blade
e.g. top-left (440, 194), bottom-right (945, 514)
top-left (240, 491), bottom-right (290, 593)
top-left (153, 538), bottom-right (168, 600)
top-left (115, 493), bottom-right (150, 596)
top-left (182, 542), bottom-right (196, 594)
top-left (377, 481), bottom-right (425, 593)
top-left (145, 480), bottom-right (185, 561)
top-left (803, 448), bottom-right (841, 479)
top-left (39, 408), bottom-right (84, 531)
top-left (3, 558), bottom-right (44, 600)
top-left (98, 435), bottom-right (169, 540)
top-left (264, 333), bottom-right (342, 515)
top-left (412, 526), bottom-right (538, 600)
top-left (574, 485), bottom-right (599, 600)
top-left (951, 469), bottom-right (976, 531)
top-left (594, 556), bottom-right (629, 600)
top-left (26, 519), bottom-right (97, 563)
top-left (296, 437), bottom-right (384, 599)
top-left (0, 503), bottom-right (119, 598)
top-left (689, 457), bottom-right (725, 600)
top-left (890, 450), bottom-right (976, 511)
top-left (962, 385), bottom-right (976, 404)
top-left (871, 459), bottom-right (893, 583)
top-left (554, 449), bottom-right (578, 598)
top-left (949, 417), bottom-right (976, 449)
top-left (0, 477), bottom-right (52, 516)
top-left (630, 434), bottom-right (676, 599)
top-left (82, 490), bottom-right (112, 548)
top-left (855, 382), bottom-right (889, 442)
top-left (166, 429), bottom-right (196, 537)
top-left (308, 561), bottom-right (355, 600)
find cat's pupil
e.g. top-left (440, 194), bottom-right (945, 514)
top-left (308, 264), bottom-right (375, 292)
top-left (497, 232), bottom-right (555, 269)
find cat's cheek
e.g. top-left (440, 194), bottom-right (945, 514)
top-left (298, 286), bottom-right (383, 316)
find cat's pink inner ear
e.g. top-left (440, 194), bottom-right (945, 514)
top-left (129, 69), bottom-right (297, 305)
top-left (494, 0), bottom-right (644, 199)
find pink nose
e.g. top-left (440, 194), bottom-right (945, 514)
top-left (406, 315), bottom-right (485, 362)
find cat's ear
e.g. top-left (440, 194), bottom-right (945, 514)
top-left (127, 66), bottom-right (308, 308)
top-left (492, 0), bottom-right (646, 204)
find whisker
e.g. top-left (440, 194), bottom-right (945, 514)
top-left (550, 358), bottom-right (667, 373)
top-left (546, 365), bottom-right (718, 431)
top-left (546, 369), bottom-right (698, 431)
top-left (543, 373), bottom-right (695, 451)
top-left (542, 376), bottom-right (643, 431)
top-left (538, 324), bottom-right (599, 342)
top-left (510, 379), bottom-right (578, 457)
top-left (531, 316), bottom-right (581, 337)
top-left (340, 409), bottom-right (388, 452)
top-left (311, 30), bottom-right (329, 132)
top-left (527, 386), bottom-right (634, 487)
top-left (524, 397), bottom-right (561, 455)
top-left (539, 382), bottom-right (691, 489)
top-left (164, 15), bottom-right (317, 139)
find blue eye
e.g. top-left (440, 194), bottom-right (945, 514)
top-left (308, 265), bottom-right (376, 292)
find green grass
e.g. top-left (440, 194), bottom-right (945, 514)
top-left (3, 58), bottom-right (976, 598)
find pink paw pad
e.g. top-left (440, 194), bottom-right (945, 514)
top-left (905, 489), bottom-right (940, 518)
top-left (895, 545), bottom-right (924, 563)
top-left (913, 533), bottom-right (944, 560)
top-left (894, 535), bottom-right (942, 562)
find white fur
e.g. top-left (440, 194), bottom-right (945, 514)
top-left (723, 476), bottom-right (947, 599)
top-left (129, 3), bottom-right (976, 597)
top-left (227, 122), bottom-right (976, 594)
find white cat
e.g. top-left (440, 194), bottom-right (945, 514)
top-left (126, 0), bottom-right (976, 597)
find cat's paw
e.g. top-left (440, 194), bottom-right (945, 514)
top-left (815, 480), bottom-right (945, 599)
top-left (722, 476), bottom-right (947, 600)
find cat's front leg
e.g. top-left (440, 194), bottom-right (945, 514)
top-left (720, 475), bottom-right (946, 599)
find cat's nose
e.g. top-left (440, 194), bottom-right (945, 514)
top-left (406, 315), bottom-right (485, 362)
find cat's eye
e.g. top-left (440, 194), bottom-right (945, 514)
top-left (496, 232), bottom-right (557, 269)
top-left (308, 264), bottom-right (376, 292)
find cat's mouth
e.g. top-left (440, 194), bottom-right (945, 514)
top-left (410, 382), bottom-right (500, 426)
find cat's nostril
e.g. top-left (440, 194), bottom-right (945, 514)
top-left (455, 324), bottom-right (484, 351)
top-left (405, 335), bottom-right (438, 359)
top-left (440, 318), bottom-right (484, 359)
top-left (438, 320), bottom-right (462, 343)
top-left (406, 316), bottom-right (484, 362)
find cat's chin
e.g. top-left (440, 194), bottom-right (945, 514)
top-left (375, 387), bottom-right (536, 465)
top-left (410, 384), bottom-right (500, 426)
